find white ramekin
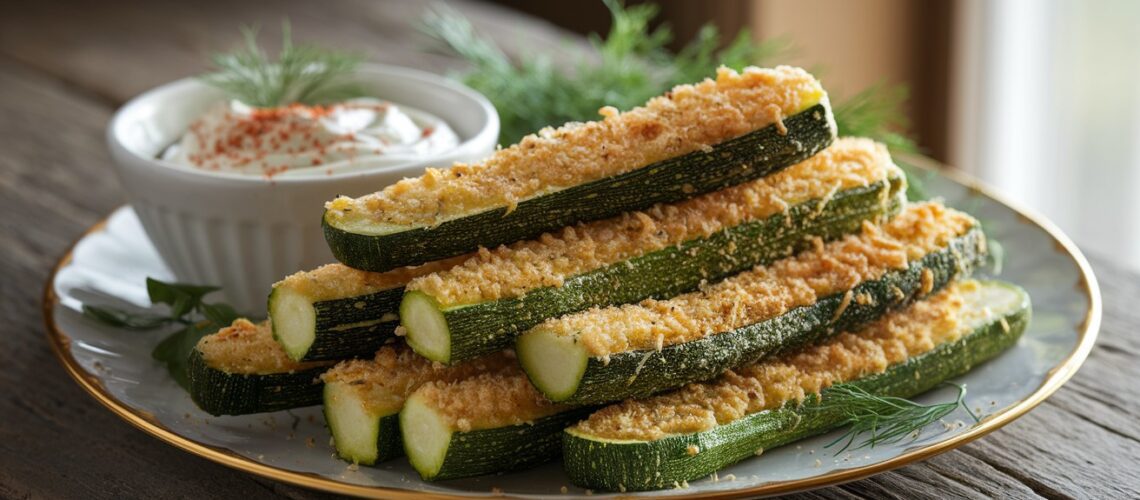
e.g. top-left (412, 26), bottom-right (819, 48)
top-left (107, 64), bottom-right (499, 314)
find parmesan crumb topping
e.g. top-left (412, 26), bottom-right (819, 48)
top-left (408, 138), bottom-right (897, 306)
top-left (326, 66), bottom-right (826, 228)
top-left (196, 319), bottom-right (328, 374)
top-left (321, 344), bottom-right (516, 415)
top-left (273, 256), bottom-right (467, 303)
top-left (411, 365), bottom-right (568, 432)
top-left (535, 203), bottom-right (977, 357)
top-left (571, 281), bottom-right (982, 441)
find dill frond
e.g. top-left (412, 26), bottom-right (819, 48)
top-left (813, 382), bottom-right (979, 455)
top-left (201, 22), bottom-right (365, 108)
top-left (833, 83), bottom-right (917, 153)
top-left (420, 0), bottom-right (927, 203)
top-left (420, 0), bottom-right (785, 145)
top-left (832, 83), bottom-right (925, 199)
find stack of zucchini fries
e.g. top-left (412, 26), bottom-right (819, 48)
top-left (186, 66), bottom-right (1030, 491)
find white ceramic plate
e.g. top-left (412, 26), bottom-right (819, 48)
top-left (44, 161), bottom-right (1100, 498)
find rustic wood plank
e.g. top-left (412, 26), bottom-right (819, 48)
top-left (788, 450), bottom-right (1041, 500)
top-left (956, 402), bottom-right (1140, 499)
top-left (0, 0), bottom-right (1138, 498)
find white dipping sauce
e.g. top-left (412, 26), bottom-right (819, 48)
top-left (163, 98), bottom-right (459, 178)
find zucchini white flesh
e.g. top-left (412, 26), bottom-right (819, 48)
top-left (324, 66), bottom-right (835, 272)
top-left (323, 381), bottom-right (396, 465)
top-left (321, 347), bottom-right (516, 465)
top-left (268, 258), bottom-right (464, 362)
top-left (269, 284), bottom-right (400, 361)
top-left (187, 319), bottom-right (332, 416)
top-left (400, 394), bottom-right (455, 479)
top-left (518, 203), bottom-right (985, 404)
top-left (400, 139), bottom-right (906, 364)
top-left (400, 292), bottom-right (452, 363)
top-left (562, 280), bottom-right (1031, 491)
top-left (398, 370), bottom-right (589, 481)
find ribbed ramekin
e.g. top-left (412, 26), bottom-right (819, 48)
top-left (107, 64), bottom-right (499, 314)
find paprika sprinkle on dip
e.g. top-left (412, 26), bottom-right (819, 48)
top-left (163, 98), bottom-right (458, 178)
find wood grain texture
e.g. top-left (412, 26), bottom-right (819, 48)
top-left (0, 0), bottom-right (1137, 498)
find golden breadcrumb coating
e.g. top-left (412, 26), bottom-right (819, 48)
top-left (196, 319), bottom-right (329, 374)
top-left (534, 203), bottom-right (977, 357)
top-left (408, 138), bottom-right (898, 306)
top-left (326, 66), bottom-right (827, 229)
top-left (273, 255), bottom-right (468, 302)
top-left (321, 345), bottom-right (517, 414)
top-left (572, 281), bottom-right (981, 441)
top-left (411, 366), bottom-right (570, 432)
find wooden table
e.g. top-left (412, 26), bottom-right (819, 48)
top-left (1, 0), bottom-right (1136, 497)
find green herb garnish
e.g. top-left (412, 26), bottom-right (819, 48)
top-left (421, 0), bottom-right (786, 145)
top-left (832, 83), bottom-right (917, 154)
top-left (83, 277), bottom-right (241, 389)
top-left (423, 0), bottom-right (928, 199)
top-left (813, 382), bottom-right (979, 454)
top-left (201, 22), bottom-right (365, 107)
top-left (423, 0), bottom-right (916, 153)
top-left (830, 84), bottom-right (932, 201)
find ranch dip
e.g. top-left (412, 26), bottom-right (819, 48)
top-left (162, 98), bottom-right (459, 178)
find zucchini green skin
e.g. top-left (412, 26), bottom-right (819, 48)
top-left (269, 285), bottom-right (403, 361)
top-left (186, 350), bottom-right (328, 416)
top-left (551, 226), bottom-right (986, 405)
top-left (409, 176), bottom-right (905, 364)
top-left (372, 414), bottom-right (402, 462)
top-left (562, 282), bottom-right (1030, 491)
top-left (413, 408), bottom-right (595, 481)
top-left (325, 103), bottom-right (836, 272)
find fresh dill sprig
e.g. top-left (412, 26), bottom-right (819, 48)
top-left (422, 0), bottom-right (931, 202)
top-left (420, 0), bottom-right (786, 145)
top-left (832, 83), bottom-right (918, 154)
top-left (832, 84), bottom-right (929, 200)
top-left (201, 22), bottom-right (365, 108)
top-left (812, 382), bottom-right (979, 455)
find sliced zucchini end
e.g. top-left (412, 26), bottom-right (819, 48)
top-left (401, 291), bottom-right (452, 363)
top-left (324, 382), bottom-right (383, 466)
top-left (517, 328), bottom-right (589, 402)
top-left (961, 280), bottom-right (1028, 318)
top-left (268, 286), bottom-right (318, 361)
top-left (400, 392), bottom-right (454, 480)
top-left (816, 92), bottom-right (838, 137)
top-left (324, 207), bottom-right (406, 237)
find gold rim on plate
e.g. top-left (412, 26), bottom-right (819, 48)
top-left (42, 163), bottom-right (1101, 499)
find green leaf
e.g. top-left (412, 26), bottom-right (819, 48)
top-left (146, 277), bottom-right (219, 303)
top-left (146, 277), bottom-right (219, 318)
top-left (201, 302), bottom-right (241, 326)
top-left (152, 322), bottom-right (217, 389)
top-left (82, 305), bottom-right (170, 330)
top-left (83, 275), bottom-right (243, 392)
